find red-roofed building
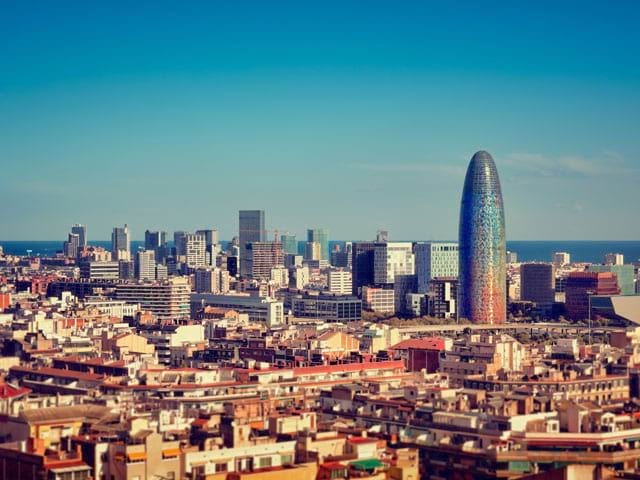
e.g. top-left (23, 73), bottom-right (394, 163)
top-left (0, 381), bottom-right (31, 415)
top-left (389, 337), bottom-right (445, 372)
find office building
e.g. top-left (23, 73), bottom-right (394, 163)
top-left (374, 242), bottom-right (414, 285)
top-left (304, 241), bottom-right (321, 261)
top-left (280, 234), bottom-right (297, 255)
top-left (290, 294), bottom-right (362, 322)
top-left (394, 274), bottom-right (417, 314)
top-left (239, 210), bottom-right (265, 277)
top-left (144, 230), bottom-right (167, 261)
top-left (520, 263), bottom-right (555, 304)
top-left (415, 242), bottom-right (458, 293)
top-left (111, 225), bottom-right (131, 260)
top-left (565, 272), bottom-right (620, 320)
top-left (307, 228), bottom-right (329, 261)
top-left (79, 261), bottom-right (120, 280)
top-left (352, 242), bottom-right (376, 296)
top-left (115, 278), bottom-right (191, 320)
top-left (135, 249), bottom-right (156, 281)
top-left (246, 242), bottom-right (284, 280)
top-left (459, 151), bottom-right (506, 324)
top-left (553, 252), bottom-right (571, 267)
top-left (604, 253), bottom-right (624, 266)
top-left (175, 232), bottom-right (207, 268)
top-left (63, 233), bottom-right (80, 259)
top-left (589, 264), bottom-right (635, 295)
top-left (331, 242), bottom-right (352, 269)
top-left (428, 277), bottom-right (458, 319)
top-left (71, 224), bottom-right (87, 247)
top-left (362, 286), bottom-right (395, 313)
top-left (327, 269), bottom-right (352, 295)
top-left (194, 267), bottom-right (230, 294)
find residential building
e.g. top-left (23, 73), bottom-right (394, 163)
top-left (327, 269), bottom-right (352, 295)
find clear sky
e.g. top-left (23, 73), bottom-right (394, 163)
top-left (1, 1), bottom-right (639, 241)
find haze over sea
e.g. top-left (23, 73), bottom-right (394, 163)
top-left (1, 240), bottom-right (639, 265)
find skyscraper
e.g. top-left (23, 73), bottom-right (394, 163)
top-left (239, 210), bottom-right (265, 277)
top-left (71, 224), bottom-right (87, 247)
top-left (111, 225), bottom-right (130, 261)
top-left (280, 234), bottom-right (297, 255)
top-left (458, 151), bottom-right (506, 324)
top-left (307, 228), bottom-right (329, 261)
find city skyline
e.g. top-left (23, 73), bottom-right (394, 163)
top-left (2, 2), bottom-right (640, 240)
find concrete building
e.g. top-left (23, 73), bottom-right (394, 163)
top-left (373, 242), bottom-right (414, 285)
top-left (194, 268), bottom-right (230, 294)
top-left (520, 263), bottom-right (555, 304)
top-left (63, 233), bottom-right (80, 259)
top-left (428, 277), bottom-right (458, 319)
top-left (415, 242), bottom-right (458, 293)
top-left (135, 249), bottom-right (156, 281)
top-left (115, 278), bottom-right (191, 320)
top-left (290, 294), bottom-right (362, 322)
top-left (247, 242), bottom-right (284, 280)
top-left (280, 234), bottom-right (297, 255)
top-left (79, 261), bottom-right (120, 280)
top-left (604, 253), bottom-right (624, 266)
top-left (393, 274), bottom-right (417, 314)
top-left (176, 233), bottom-right (207, 268)
top-left (270, 266), bottom-right (289, 288)
top-left (191, 293), bottom-right (284, 325)
top-left (553, 251), bottom-right (571, 267)
top-left (327, 269), bottom-right (352, 295)
top-left (362, 286), bottom-right (395, 313)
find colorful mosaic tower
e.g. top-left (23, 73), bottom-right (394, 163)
top-left (458, 150), bottom-right (506, 324)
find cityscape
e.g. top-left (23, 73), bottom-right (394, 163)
top-left (2, 3), bottom-right (640, 480)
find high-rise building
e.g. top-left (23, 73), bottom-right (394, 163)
top-left (79, 261), bottom-right (120, 280)
top-left (428, 277), bottom-right (458, 319)
top-left (71, 224), bottom-right (87, 247)
top-left (604, 253), bottom-right (624, 266)
top-left (307, 228), bottom-right (329, 261)
top-left (63, 233), bottom-right (80, 259)
top-left (246, 242), bottom-right (283, 280)
top-left (181, 233), bottom-right (207, 268)
top-left (352, 242), bottom-right (376, 296)
top-left (374, 242), bottom-right (414, 285)
top-left (331, 242), bottom-right (352, 269)
top-left (135, 250), bottom-right (157, 281)
top-left (565, 271), bottom-right (620, 320)
top-left (111, 225), bottom-right (131, 260)
top-left (393, 274), bottom-right (417, 314)
top-left (520, 263), bottom-right (555, 304)
top-left (553, 252), bottom-right (571, 267)
top-left (280, 234), bottom-right (297, 255)
top-left (239, 210), bottom-right (265, 277)
top-left (145, 230), bottom-right (167, 261)
top-left (194, 267), bottom-right (230, 294)
top-left (304, 241), bottom-right (322, 261)
top-left (458, 151), bottom-right (506, 324)
top-left (415, 242), bottom-right (459, 293)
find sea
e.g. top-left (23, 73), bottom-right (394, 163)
top-left (1, 240), bottom-right (640, 264)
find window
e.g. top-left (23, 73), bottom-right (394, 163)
top-left (281, 454), bottom-right (294, 465)
top-left (215, 463), bottom-right (228, 472)
top-left (259, 457), bottom-right (272, 468)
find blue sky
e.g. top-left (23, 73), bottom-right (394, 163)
top-left (1, 1), bottom-right (639, 241)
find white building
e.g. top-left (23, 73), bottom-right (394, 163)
top-left (176, 233), bottom-right (207, 268)
top-left (604, 253), bottom-right (624, 266)
top-left (373, 242), bottom-right (414, 285)
top-left (135, 250), bottom-right (156, 281)
top-left (362, 286), bottom-right (395, 313)
top-left (194, 268), bottom-right (230, 294)
top-left (415, 242), bottom-right (459, 293)
top-left (553, 252), bottom-right (571, 267)
top-left (327, 269), bottom-right (352, 295)
top-left (270, 266), bottom-right (289, 288)
top-left (292, 266), bottom-right (309, 289)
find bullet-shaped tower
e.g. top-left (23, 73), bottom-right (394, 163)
top-left (458, 150), bottom-right (506, 323)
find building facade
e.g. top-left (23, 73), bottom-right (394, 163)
top-left (458, 151), bottom-right (506, 324)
